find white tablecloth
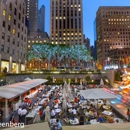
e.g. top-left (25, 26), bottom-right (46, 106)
top-left (102, 110), bottom-right (112, 116)
top-left (90, 119), bottom-right (100, 124)
top-left (55, 108), bottom-right (61, 113)
top-left (70, 118), bottom-right (79, 125)
top-left (114, 118), bottom-right (124, 123)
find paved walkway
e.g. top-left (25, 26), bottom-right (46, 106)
top-left (109, 99), bottom-right (129, 119)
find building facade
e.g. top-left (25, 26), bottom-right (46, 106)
top-left (38, 5), bottom-right (45, 32)
top-left (108, 48), bottom-right (130, 59)
top-left (0, 0), bottom-right (27, 73)
top-left (26, 0), bottom-right (38, 32)
top-left (28, 32), bottom-right (50, 52)
top-left (96, 6), bottom-right (130, 61)
top-left (50, 0), bottom-right (83, 45)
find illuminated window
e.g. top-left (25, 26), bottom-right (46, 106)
top-left (32, 40), bottom-right (34, 43)
top-left (28, 40), bottom-right (30, 43)
top-left (40, 41), bottom-right (42, 43)
top-left (78, 8), bottom-right (81, 11)
top-left (28, 45), bottom-right (30, 48)
top-left (12, 29), bottom-right (16, 35)
top-left (8, 15), bottom-right (12, 20)
top-left (44, 40), bottom-right (46, 42)
top-left (3, 10), bottom-right (6, 16)
top-left (36, 41), bottom-right (38, 43)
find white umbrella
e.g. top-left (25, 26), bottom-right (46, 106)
top-left (24, 77), bottom-right (32, 81)
top-left (45, 106), bottom-right (50, 123)
top-left (63, 86), bottom-right (67, 99)
top-left (62, 98), bottom-right (67, 111)
top-left (100, 79), bottom-right (104, 86)
top-left (80, 80), bottom-right (83, 89)
top-left (80, 89), bottom-right (117, 99)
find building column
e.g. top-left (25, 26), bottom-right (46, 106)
top-left (9, 56), bottom-right (12, 73)
top-left (24, 60), bottom-right (27, 72)
top-left (0, 54), bottom-right (1, 72)
top-left (5, 99), bottom-right (9, 119)
top-left (18, 59), bottom-right (21, 73)
top-left (75, 78), bottom-right (77, 83)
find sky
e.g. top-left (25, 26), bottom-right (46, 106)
top-left (39, 0), bottom-right (130, 45)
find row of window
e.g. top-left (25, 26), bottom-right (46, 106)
top-left (2, 32), bottom-right (26, 42)
top-left (3, 10), bottom-right (25, 24)
top-left (1, 45), bottom-right (25, 58)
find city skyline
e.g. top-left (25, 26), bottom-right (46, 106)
top-left (39, 0), bottom-right (130, 45)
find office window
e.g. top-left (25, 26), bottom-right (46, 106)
top-left (9, 3), bottom-right (12, 10)
top-left (8, 15), bottom-right (12, 20)
top-left (7, 36), bottom-right (10, 42)
top-left (8, 25), bottom-right (11, 31)
top-left (13, 39), bottom-right (15, 45)
top-left (3, 10), bottom-right (6, 16)
top-left (7, 47), bottom-right (9, 53)
top-left (12, 49), bottom-right (14, 55)
top-left (2, 21), bottom-right (5, 28)
top-left (1, 45), bottom-right (4, 52)
top-left (18, 23), bottom-right (20, 29)
top-left (19, 13), bottom-right (21, 20)
top-left (14, 8), bottom-right (17, 15)
top-left (12, 29), bottom-right (16, 35)
top-left (14, 19), bottom-right (16, 25)
top-left (18, 32), bottom-right (20, 38)
top-left (2, 33), bottom-right (5, 40)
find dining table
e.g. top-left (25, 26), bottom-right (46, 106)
top-left (90, 119), bottom-right (100, 124)
top-left (70, 118), bottom-right (79, 125)
top-left (102, 110), bottom-right (112, 116)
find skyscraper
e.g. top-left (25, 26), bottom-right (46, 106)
top-left (26, 0), bottom-right (38, 32)
top-left (38, 5), bottom-right (45, 32)
top-left (96, 6), bottom-right (130, 61)
top-left (50, 0), bottom-right (83, 45)
top-left (0, 0), bottom-right (27, 73)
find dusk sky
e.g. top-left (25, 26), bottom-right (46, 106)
top-left (39, 0), bottom-right (130, 45)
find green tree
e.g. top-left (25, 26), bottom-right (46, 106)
top-left (46, 75), bottom-right (52, 82)
top-left (86, 76), bottom-right (91, 83)
top-left (115, 72), bottom-right (121, 81)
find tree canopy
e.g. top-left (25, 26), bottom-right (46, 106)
top-left (27, 43), bottom-right (92, 70)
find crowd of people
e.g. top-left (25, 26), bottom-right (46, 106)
top-left (0, 83), bottom-right (129, 129)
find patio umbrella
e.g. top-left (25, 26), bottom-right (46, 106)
top-left (45, 106), bottom-right (50, 123)
top-left (24, 77), bottom-right (32, 81)
top-left (100, 79), bottom-right (104, 86)
top-left (80, 89), bottom-right (117, 109)
top-left (66, 82), bottom-right (71, 97)
top-left (62, 98), bottom-right (67, 111)
top-left (80, 80), bottom-right (83, 89)
top-left (80, 89), bottom-right (117, 100)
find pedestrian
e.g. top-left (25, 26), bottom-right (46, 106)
top-left (79, 114), bottom-right (84, 125)
top-left (126, 109), bottom-right (130, 122)
top-left (21, 108), bottom-right (27, 123)
top-left (39, 108), bottom-right (43, 120)
top-left (18, 106), bottom-right (22, 123)
top-left (56, 119), bottom-right (62, 130)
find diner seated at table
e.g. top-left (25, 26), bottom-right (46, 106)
top-left (86, 118), bottom-right (91, 124)
top-left (97, 115), bottom-right (104, 123)
top-left (109, 115), bottom-right (114, 123)
top-left (85, 109), bottom-right (90, 117)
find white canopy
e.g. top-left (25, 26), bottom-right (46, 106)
top-left (80, 89), bottom-right (117, 99)
top-left (24, 77), bottom-right (32, 81)
top-left (100, 79), bottom-right (104, 86)
top-left (0, 79), bottom-right (48, 99)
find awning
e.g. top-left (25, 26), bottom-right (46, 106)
top-left (80, 89), bottom-right (117, 99)
top-left (0, 79), bottom-right (48, 99)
